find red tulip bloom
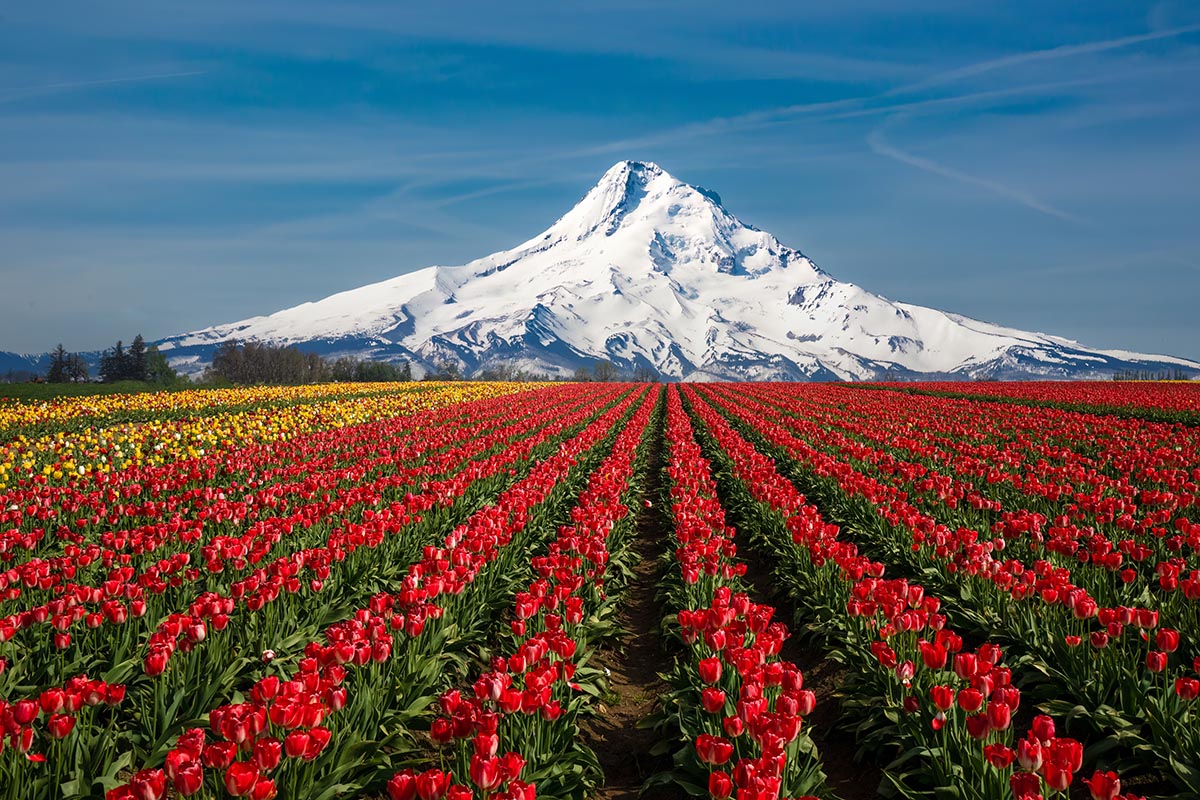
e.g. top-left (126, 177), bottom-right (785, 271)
top-left (224, 763), bottom-right (261, 797)
top-left (929, 685), bottom-right (954, 711)
top-left (1010, 771), bottom-right (1040, 800)
top-left (469, 754), bottom-right (501, 791)
top-left (387, 771), bottom-right (417, 800)
top-left (415, 768), bottom-right (452, 800)
top-left (48, 713), bottom-right (76, 739)
top-left (1146, 650), bottom-right (1168, 673)
top-left (1157, 629), bottom-right (1180, 653)
top-left (709, 770), bottom-right (733, 799)
top-left (1031, 714), bottom-right (1055, 743)
top-left (203, 741), bottom-right (237, 769)
top-left (698, 657), bottom-right (722, 684)
top-left (701, 688), bottom-right (726, 714)
top-left (144, 650), bottom-right (169, 677)
top-left (283, 730), bottom-right (310, 759)
top-left (39, 689), bottom-right (65, 714)
top-left (983, 744), bottom-right (1014, 769)
top-left (1083, 770), bottom-right (1121, 800)
top-left (1176, 677), bottom-right (1200, 701)
top-left (953, 653), bottom-right (977, 680)
top-left (253, 737), bottom-right (282, 771)
top-left (1044, 763), bottom-right (1072, 792)
top-left (499, 751), bottom-right (525, 781)
top-left (173, 762), bottom-right (204, 796)
top-left (1016, 736), bottom-right (1042, 771)
top-left (957, 688), bottom-right (983, 712)
top-left (129, 769), bottom-right (167, 800)
top-left (304, 727), bottom-right (332, 760)
top-left (919, 640), bottom-right (947, 670)
top-left (965, 714), bottom-right (991, 740)
top-left (250, 777), bottom-right (277, 800)
top-left (12, 699), bottom-right (38, 725)
top-left (695, 733), bottom-right (734, 765)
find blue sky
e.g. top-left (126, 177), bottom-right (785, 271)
top-left (1, 1), bottom-right (1198, 358)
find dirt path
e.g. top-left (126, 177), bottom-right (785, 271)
top-left (736, 534), bottom-right (883, 800)
top-left (579, 417), bottom-right (683, 800)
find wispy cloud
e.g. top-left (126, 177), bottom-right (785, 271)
top-left (581, 24), bottom-right (1200, 154)
top-left (0, 70), bottom-right (207, 104)
top-left (865, 124), bottom-right (1089, 225)
top-left (890, 23), bottom-right (1200, 95)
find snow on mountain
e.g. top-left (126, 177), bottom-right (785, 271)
top-left (156, 161), bottom-right (1200, 381)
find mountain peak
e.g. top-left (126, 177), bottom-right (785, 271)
top-left (553, 160), bottom-right (729, 240)
top-left (156, 162), bottom-right (1200, 382)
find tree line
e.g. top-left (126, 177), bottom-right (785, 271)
top-left (205, 341), bottom-right (412, 385)
top-left (1112, 368), bottom-right (1193, 381)
top-left (41, 335), bottom-right (178, 385)
top-left (20, 338), bottom-right (663, 387)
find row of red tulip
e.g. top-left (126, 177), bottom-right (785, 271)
top-left (738, 383), bottom-right (1200, 562)
top-left (2, 386), bottom-right (583, 640)
top-left (0, 385), bottom-right (558, 577)
top-left (661, 387), bottom-right (825, 800)
top-left (871, 380), bottom-right (1200, 418)
top-left (1, 386), bottom-right (606, 745)
top-left (681, 385), bottom-right (1135, 800)
top-left (717, 384), bottom-right (1200, 646)
top-left (106, 386), bottom-right (649, 800)
top-left (711, 383), bottom-right (1199, 666)
top-left (397, 385), bottom-right (661, 800)
top-left (704, 383), bottom-right (1200, 794)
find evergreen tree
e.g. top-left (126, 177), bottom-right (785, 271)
top-left (46, 344), bottom-right (69, 383)
top-left (67, 353), bottom-right (89, 383)
top-left (99, 340), bottom-right (130, 383)
top-left (145, 345), bottom-right (177, 385)
top-left (128, 335), bottom-right (148, 382)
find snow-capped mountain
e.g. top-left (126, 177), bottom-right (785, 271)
top-left (156, 161), bottom-right (1200, 381)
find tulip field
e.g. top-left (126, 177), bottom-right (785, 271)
top-left (1, 381), bottom-right (1198, 800)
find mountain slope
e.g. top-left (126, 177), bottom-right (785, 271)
top-left (156, 161), bottom-right (1198, 381)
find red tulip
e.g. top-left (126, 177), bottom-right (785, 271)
top-left (304, 727), bottom-right (332, 760)
top-left (1146, 650), bottom-right (1168, 673)
top-left (39, 689), bottom-right (65, 714)
top-left (1016, 737), bottom-right (1042, 771)
top-left (1010, 771), bottom-right (1040, 800)
top-left (172, 761), bottom-right (203, 796)
top-left (387, 771), bottom-right (417, 800)
top-left (929, 685), bottom-right (954, 711)
top-left (130, 769), bottom-right (167, 800)
top-left (1044, 763), bottom-right (1072, 792)
top-left (1156, 628), bottom-right (1180, 653)
top-left (965, 714), bottom-right (991, 740)
top-left (1031, 715), bottom-right (1055, 743)
top-left (144, 650), bottom-right (169, 677)
top-left (283, 730), bottom-right (310, 758)
top-left (983, 744), bottom-right (1014, 769)
top-left (698, 657), bottom-right (722, 684)
top-left (499, 751), bottom-right (525, 781)
top-left (701, 688), bottom-right (726, 714)
top-left (48, 713), bottom-right (76, 739)
top-left (919, 640), bottom-right (947, 670)
top-left (253, 737), bottom-right (282, 771)
top-left (224, 763), bottom-right (261, 797)
top-left (469, 754), bottom-right (501, 791)
top-left (695, 733), bottom-right (734, 765)
top-left (1176, 677), bottom-right (1200, 701)
top-left (203, 741), bottom-right (237, 769)
top-left (957, 688), bottom-right (983, 712)
top-left (709, 770), bottom-right (733, 799)
top-left (415, 768), bottom-right (452, 800)
top-left (250, 777), bottom-right (277, 800)
top-left (1083, 770), bottom-right (1120, 800)
top-left (12, 699), bottom-right (38, 725)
